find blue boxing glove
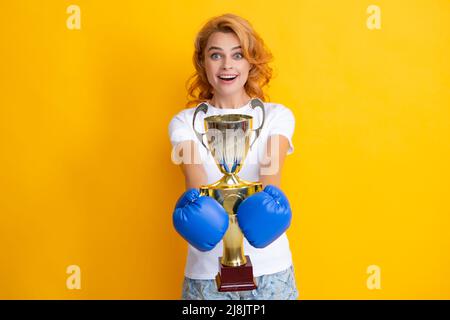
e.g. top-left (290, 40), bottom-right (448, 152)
top-left (237, 185), bottom-right (292, 248)
top-left (172, 188), bottom-right (229, 252)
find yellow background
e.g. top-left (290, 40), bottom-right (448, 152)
top-left (0, 0), bottom-right (449, 299)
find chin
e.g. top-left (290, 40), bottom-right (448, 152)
top-left (216, 88), bottom-right (241, 96)
top-left (217, 84), bottom-right (245, 93)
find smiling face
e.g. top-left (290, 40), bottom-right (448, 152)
top-left (204, 32), bottom-right (251, 99)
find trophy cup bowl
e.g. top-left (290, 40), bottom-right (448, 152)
top-left (193, 98), bottom-right (265, 292)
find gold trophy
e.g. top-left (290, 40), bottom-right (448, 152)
top-left (192, 98), bottom-right (265, 292)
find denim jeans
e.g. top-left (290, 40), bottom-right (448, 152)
top-left (181, 265), bottom-right (299, 300)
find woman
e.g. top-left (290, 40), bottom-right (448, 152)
top-left (169, 13), bottom-right (298, 300)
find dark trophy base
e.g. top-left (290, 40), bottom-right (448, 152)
top-left (215, 256), bottom-right (257, 292)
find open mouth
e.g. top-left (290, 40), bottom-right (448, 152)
top-left (218, 75), bottom-right (238, 83)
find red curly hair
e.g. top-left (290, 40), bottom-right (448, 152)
top-left (186, 13), bottom-right (273, 107)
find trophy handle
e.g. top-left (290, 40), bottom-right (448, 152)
top-left (192, 102), bottom-right (209, 153)
top-left (249, 98), bottom-right (266, 150)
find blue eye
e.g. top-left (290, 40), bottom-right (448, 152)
top-left (234, 52), bottom-right (243, 59)
top-left (211, 53), bottom-right (221, 60)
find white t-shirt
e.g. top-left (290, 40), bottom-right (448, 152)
top-left (168, 100), bottom-right (296, 280)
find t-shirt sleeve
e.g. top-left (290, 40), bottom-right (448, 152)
top-left (267, 105), bottom-right (295, 155)
top-left (168, 110), bottom-right (196, 148)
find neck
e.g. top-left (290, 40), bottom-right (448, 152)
top-left (209, 92), bottom-right (251, 109)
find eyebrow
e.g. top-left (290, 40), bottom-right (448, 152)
top-left (207, 45), bottom-right (242, 52)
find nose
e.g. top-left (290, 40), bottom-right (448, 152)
top-left (221, 56), bottom-right (233, 70)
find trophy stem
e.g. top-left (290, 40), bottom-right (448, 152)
top-left (221, 212), bottom-right (247, 267)
top-left (221, 173), bottom-right (242, 186)
top-left (206, 174), bottom-right (256, 190)
top-left (199, 178), bottom-right (262, 268)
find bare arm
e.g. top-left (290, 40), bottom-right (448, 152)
top-left (259, 135), bottom-right (290, 188)
top-left (177, 140), bottom-right (207, 190)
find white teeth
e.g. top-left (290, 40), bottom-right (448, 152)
top-left (219, 75), bottom-right (237, 79)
